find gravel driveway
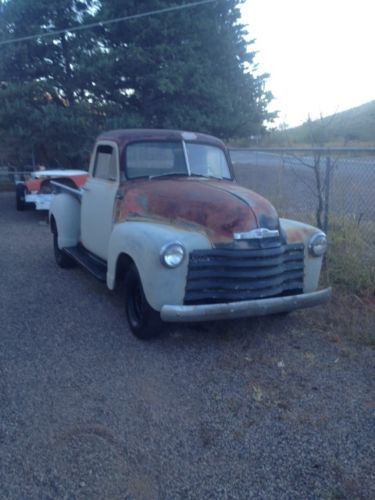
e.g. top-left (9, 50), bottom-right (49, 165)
top-left (0, 191), bottom-right (374, 499)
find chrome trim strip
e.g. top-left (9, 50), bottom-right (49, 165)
top-left (233, 228), bottom-right (280, 240)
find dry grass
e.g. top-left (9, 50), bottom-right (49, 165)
top-left (280, 213), bottom-right (375, 346)
top-left (326, 216), bottom-right (375, 298)
top-left (312, 288), bottom-right (375, 347)
top-left (278, 211), bottom-right (374, 299)
top-left (325, 217), bottom-right (375, 346)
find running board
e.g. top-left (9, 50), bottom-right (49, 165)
top-left (63, 246), bottom-right (107, 281)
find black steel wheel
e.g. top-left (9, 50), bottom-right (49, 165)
top-left (53, 231), bottom-right (75, 268)
top-left (124, 264), bottom-right (162, 340)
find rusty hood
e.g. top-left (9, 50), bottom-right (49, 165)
top-left (116, 178), bottom-right (279, 243)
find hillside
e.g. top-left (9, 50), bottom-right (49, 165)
top-left (267, 101), bottom-right (375, 147)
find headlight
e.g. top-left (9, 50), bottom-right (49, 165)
top-left (309, 232), bottom-right (328, 257)
top-left (160, 242), bottom-right (185, 268)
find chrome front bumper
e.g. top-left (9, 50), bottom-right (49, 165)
top-left (160, 288), bottom-right (332, 322)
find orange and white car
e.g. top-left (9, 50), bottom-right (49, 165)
top-left (16, 169), bottom-right (87, 211)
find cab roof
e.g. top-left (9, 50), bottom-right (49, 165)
top-left (97, 129), bottom-right (227, 150)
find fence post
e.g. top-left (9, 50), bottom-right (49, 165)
top-left (323, 153), bottom-right (332, 233)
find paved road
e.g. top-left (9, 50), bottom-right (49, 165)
top-left (230, 149), bottom-right (375, 169)
top-left (0, 192), bottom-right (374, 499)
top-left (230, 149), bottom-right (375, 219)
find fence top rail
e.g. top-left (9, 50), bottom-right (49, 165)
top-left (229, 147), bottom-right (375, 154)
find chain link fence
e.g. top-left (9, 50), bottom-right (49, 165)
top-left (2, 149), bottom-right (375, 233)
top-left (230, 148), bottom-right (375, 232)
top-left (0, 167), bottom-right (32, 190)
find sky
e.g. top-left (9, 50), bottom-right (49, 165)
top-left (241, 0), bottom-right (375, 127)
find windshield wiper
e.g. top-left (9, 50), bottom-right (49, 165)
top-left (189, 173), bottom-right (224, 180)
top-left (149, 172), bottom-right (188, 180)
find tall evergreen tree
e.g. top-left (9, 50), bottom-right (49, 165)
top-left (92, 0), bottom-right (273, 137)
top-left (0, 0), bottom-right (274, 166)
top-left (0, 0), bottom-right (98, 166)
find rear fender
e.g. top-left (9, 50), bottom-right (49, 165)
top-left (49, 193), bottom-right (81, 248)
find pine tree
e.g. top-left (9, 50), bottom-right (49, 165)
top-left (0, 0), bottom-right (98, 165)
top-left (0, 0), bottom-right (274, 166)
top-left (92, 0), bottom-right (274, 137)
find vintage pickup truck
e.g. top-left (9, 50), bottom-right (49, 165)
top-left (49, 129), bottom-right (331, 339)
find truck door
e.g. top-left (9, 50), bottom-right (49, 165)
top-left (81, 142), bottom-right (119, 260)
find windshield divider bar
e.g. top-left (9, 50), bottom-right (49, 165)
top-left (182, 140), bottom-right (191, 176)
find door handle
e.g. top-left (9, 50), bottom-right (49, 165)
top-left (116, 192), bottom-right (124, 200)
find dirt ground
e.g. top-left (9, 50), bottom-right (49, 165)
top-left (0, 191), bottom-right (374, 499)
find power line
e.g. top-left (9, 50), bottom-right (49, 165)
top-left (0, 0), bottom-right (217, 47)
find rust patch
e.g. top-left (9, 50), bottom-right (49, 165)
top-left (285, 225), bottom-right (316, 243)
top-left (115, 178), bottom-right (278, 243)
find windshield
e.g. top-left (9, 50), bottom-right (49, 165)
top-left (125, 141), bottom-right (231, 180)
top-left (185, 143), bottom-right (231, 179)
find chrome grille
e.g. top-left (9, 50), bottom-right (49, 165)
top-left (184, 243), bottom-right (304, 304)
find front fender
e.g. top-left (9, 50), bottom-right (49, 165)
top-left (107, 221), bottom-right (212, 310)
top-left (280, 218), bottom-right (325, 293)
top-left (49, 193), bottom-right (81, 248)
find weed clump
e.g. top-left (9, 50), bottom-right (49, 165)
top-left (327, 216), bottom-right (375, 297)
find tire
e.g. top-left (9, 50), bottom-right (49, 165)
top-left (124, 264), bottom-right (162, 340)
top-left (53, 231), bottom-right (76, 268)
top-left (16, 184), bottom-right (26, 211)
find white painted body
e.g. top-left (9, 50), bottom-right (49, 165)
top-left (107, 221), bottom-right (212, 309)
top-left (279, 218), bottom-right (323, 293)
top-left (49, 136), bottom-right (328, 315)
top-left (52, 193), bottom-right (81, 248)
top-left (50, 202), bottom-right (325, 312)
top-left (80, 141), bottom-right (119, 260)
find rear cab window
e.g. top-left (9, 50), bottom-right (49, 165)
top-left (93, 145), bottom-right (118, 181)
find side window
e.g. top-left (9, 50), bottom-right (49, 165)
top-left (93, 145), bottom-right (117, 181)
